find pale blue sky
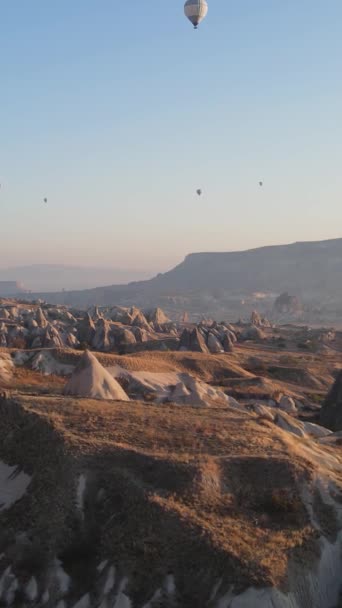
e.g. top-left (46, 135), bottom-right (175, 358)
top-left (1, 1), bottom-right (341, 272)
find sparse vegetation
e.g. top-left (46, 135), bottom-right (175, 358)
top-left (1, 297), bottom-right (342, 606)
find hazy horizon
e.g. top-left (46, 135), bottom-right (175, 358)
top-left (1, 234), bottom-right (342, 280)
top-left (1, 1), bottom-right (342, 269)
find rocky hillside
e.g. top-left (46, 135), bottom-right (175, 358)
top-left (24, 238), bottom-right (342, 323)
top-left (1, 296), bottom-right (342, 606)
top-left (1, 392), bottom-right (342, 608)
top-left (150, 238), bottom-right (342, 294)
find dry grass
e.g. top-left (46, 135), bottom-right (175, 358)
top-left (10, 366), bottom-right (64, 393)
top-left (1, 328), bottom-right (341, 603)
top-left (1, 392), bottom-right (340, 605)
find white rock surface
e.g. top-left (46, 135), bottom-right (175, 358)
top-left (31, 351), bottom-right (75, 376)
top-left (0, 354), bottom-right (14, 383)
top-left (64, 351), bottom-right (129, 401)
top-left (279, 396), bottom-right (297, 414)
top-left (0, 462), bottom-right (31, 511)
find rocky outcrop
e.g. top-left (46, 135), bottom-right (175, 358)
top-left (132, 327), bottom-right (149, 343)
top-left (146, 307), bottom-right (170, 326)
top-left (207, 332), bottom-right (224, 353)
top-left (179, 328), bottom-right (209, 353)
top-left (92, 319), bottom-right (112, 352)
top-left (77, 314), bottom-right (96, 345)
top-left (241, 325), bottom-right (266, 341)
top-left (251, 310), bottom-right (262, 327)
top-left (0, 323), bottom-right (8, 347)
top-left (131, 310), bottom-right (150, 330)
top-left (179, 328), bottom-right (191, 350)
top-left (63, 351), bottom-right (129, 400)
top-left (35, 307), bottom-right (48, 328)
top-left (43, 325), bottom-right (64, 349)
top-left (320, 371), bottom-right (342, 431)
top-left (119, 329), bottom-right (137, 347)
top-left (274, 292), bottom-right (303, 315)
top-left (278, 395), bottom-right (297, 415)
top-left (222, 333), bottom-right (234, 352)
top-left (0, 395), bottom-right (342, 608)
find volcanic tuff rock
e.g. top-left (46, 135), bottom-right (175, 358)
top-left (251, 310), bottom-right (263, 327)
top-left (77, 313), bottom-right (96, 345)
top-left (91, 318), bottom-right (112, 352)
top-left (320, 370), bottom-right (342, 431)
top-left (146, 307), bottom-right (170, 326)
top-left (179, 327), bottom-right (209, 354)
top-left (207, 332), bottom-right (224, 353)
top-left (222, 333), bottom-right (234, 352)
top-left (35, 307), bottom-right (48, 328)
top-left (63, 350), bottom-right (129, 401)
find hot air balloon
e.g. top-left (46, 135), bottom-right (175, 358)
top-left (184, 0), bottom-right (208, 29)
top-left (44, 198), bottom-right (48, 203)
top-left (259, 182), bottom-right (263, 187)
top-left (196, 189), bottom-right (202, 196)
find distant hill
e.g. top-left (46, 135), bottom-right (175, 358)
top-left (25, 239), bottom-right (342, 322)
top-left (149, 238), bottom-right (342, 294)
top-left (0, 265), bottom-right (153, 292)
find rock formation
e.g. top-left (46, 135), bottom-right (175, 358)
top-left (77, 313), bottom-right (96, 345)
top-left (207, 332), bottom-right (224, 353)
top-left (274, 292), bottom-right (303, 315)
top-left (36, 307), bottom-right (48, 328)
top-left (320, 370), bottom-right (342, 431)
top-left (63, 350), bottom-right (129, 401)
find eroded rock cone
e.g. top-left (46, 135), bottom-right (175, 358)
top-left (63, 350), bottom-right (129, 401)
top-left (179, 328), bottom-right (191, 350)
top-left (189, 328), bottom-right (209, 353)
top-left (65, 332), bottom-right (79, 349)
top-left (207, 332), bottom-right (224, 353)
top-left (119, 329), bottom-right (137, 346)
top-left (146, 307), bottom-right (170, 326)
top-left (91, 306), bottom-right (103, 322)
top-left (77, 313), bottom-right (96, 345)
top-left (92, 318), bottom-right (112, 352)
top-left (36, 307), bottom-right (48, 329)
top-left (223, 333), bottom-right (234, 353)
top-left (251, 311), bottom-right (262, 327)
top-left (320, 371), bottom-right (342, 431)
top-left (43, 325), bottom-right (64, 348)
top-left (131, 310), bottom-right (150, 330)
top-left (133, 327), bottom-right (148, 343)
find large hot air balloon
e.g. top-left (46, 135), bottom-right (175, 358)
top-left (184, 0), bottom-right (208, 29)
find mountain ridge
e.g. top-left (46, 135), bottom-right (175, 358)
top-left (23, 237), bottom-right (342, 322)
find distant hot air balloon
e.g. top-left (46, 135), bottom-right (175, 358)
top-left (259, 182), bottom-right (263, 187)
top-left (184, 0), bottom-right (208, 29)
top-left (44, 198), bottom-right (48, 203)
top-left (196, 189), bottom-right (202, 196)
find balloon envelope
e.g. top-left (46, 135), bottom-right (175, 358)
top-left (196, 189), bottom-right (202, 196)
top-left (184, 0), bottom-right (208, 28)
